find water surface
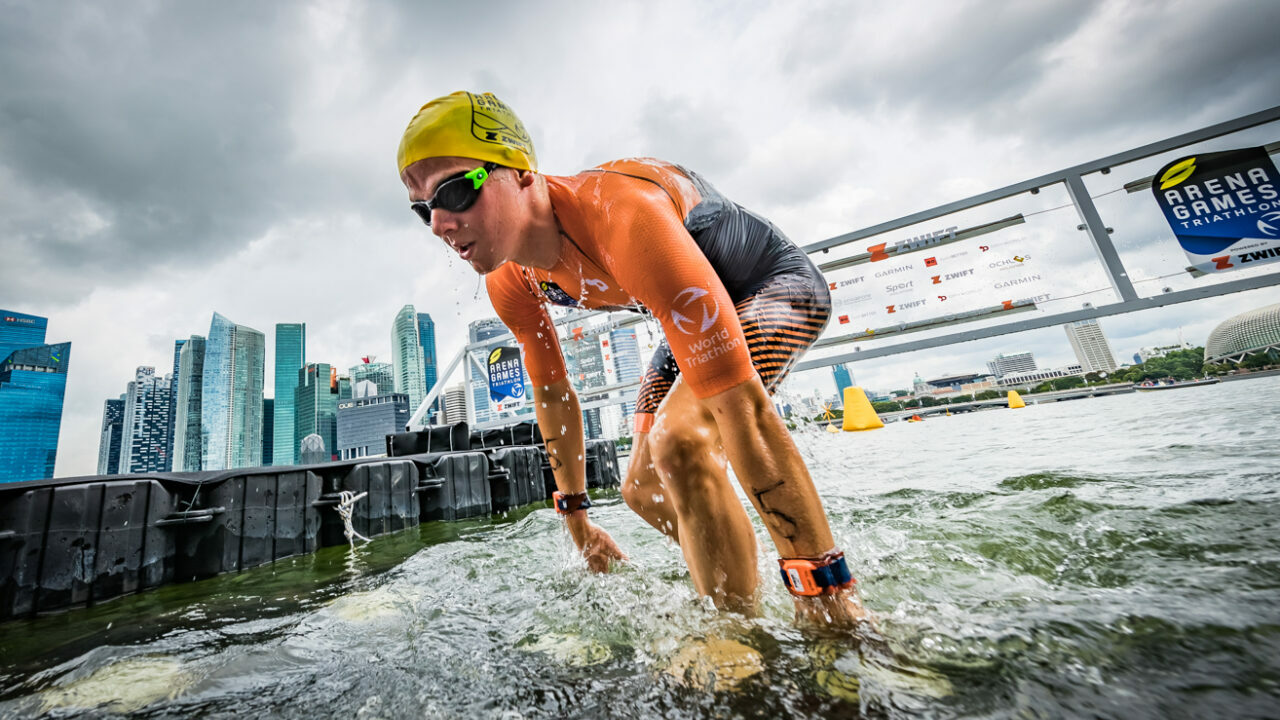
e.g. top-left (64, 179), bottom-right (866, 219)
top-left (2, 377), bottom-right (1277, 718)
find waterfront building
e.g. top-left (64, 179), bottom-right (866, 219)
top-left (262, 398), bottom-right (274, 466)
top-left (168, 339), bottom-right (185, 469)
top-left (337, 392), bottom-right (409, 459)
top-left (273, 323), bottom-right (306, 466)
top-left (119, 367), bottom-right (173, 473)
top-left (468, 317), bottom-right (508, 425)
top-left (392, 306), bottom-right (428, 416)
top-left (609, 327), bottom-right (643, 425)
top-left (0, 311), bottom-right (71, 483)
top-left (172, 335), bottom-right (206, 472)
top-left (97, 396), bottom-right (125, 475)
top-left (350, 360), bottom-right (396, 396)
top-left (418, 312), bottom-right (439, 421)
top-left (1064, 319), bottom-right (1118, 373)
top-left (1205, 302), bottom-right (1280, 365)
top-left (442, 384), bottom-right (467, 424)
top-left (295, 363), bottom-right (340, 461)
top-left (201, 313), bottom-right (266, 471)
top-left (583, 407), bottom-right (603, 440)
top-left (987, 351), bottom-right (1037, 377)
top-left (832, 364), bottom-right (855, 397)
top-left (997, 364), bottom-right (1085, 388)
top-left (923, 372), bottom-right (991, 393)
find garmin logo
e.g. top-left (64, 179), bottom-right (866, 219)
top-left (874, 266), bottom-right (912, 278)
top-left (994, 274), bottom-right (1042, 288)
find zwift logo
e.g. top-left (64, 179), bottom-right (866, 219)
top-left (671, 287), bottom-right (720, 335)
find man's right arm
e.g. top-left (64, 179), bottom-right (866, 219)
top-left (533, 377), bottom-right (625, 572)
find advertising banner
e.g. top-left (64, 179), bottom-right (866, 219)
top-left (487, 346), bottom-right (526, 413)
top-left (1151, 147), bottom-right (1280, 274)
top-left (826, 227), bottom-right (1052, 333)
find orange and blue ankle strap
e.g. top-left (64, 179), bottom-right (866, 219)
top-left (778, 550), bottom-right (856, 597)
top-left (553, 490), bottom-right (592, 516)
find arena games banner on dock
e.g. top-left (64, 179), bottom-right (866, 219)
top-left (487, 346), bottom-right (526, 413)
top-left (1151, 147), bottom-right (1280, 274)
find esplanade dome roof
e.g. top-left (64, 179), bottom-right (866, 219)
top-left (1204, 302), bottom-right (1280, 364)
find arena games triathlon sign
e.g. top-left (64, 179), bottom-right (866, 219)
top-left (487, 346), bottom-right (526, 413)
top-left (1151, 146), bottom-right (1280, 274)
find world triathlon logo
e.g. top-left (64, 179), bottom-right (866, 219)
top-left (671, 287), bottom-right (720, 335)
top-left (1259, 211), bottom-right (1280, 237)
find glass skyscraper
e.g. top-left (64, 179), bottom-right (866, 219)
top-left (172, 335), bottom-right (206, 472)
top-left (97, 395), bottom-right (125, 475)
top-left (417, 312), bottom-right (439, 421)
top-left (295, 362), bottom-right (340, 460)
top-left (337, 393), bottom-right (409, 460)
top-left (469, 317), bottom-right (509, 425)
top-left (350, 361), bottom-right (396, 396)
top-left (273, 323), bottom-right (305, 466)
top-left (0, 311), bottom-right (71, 483)
top-left (392, 306), bottom-right (427, 415)
top-left (118, 366), bottom-right (173, 473)
top-left (167, 339), bottom-right (185, 471)
top-left (201, 312), bottom-right (265, 471)
top-left (610, 327), bottom-right (644, 428)
top-left (832, 364), bottom-right (855, 396)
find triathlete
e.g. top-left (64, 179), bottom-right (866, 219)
top-left (398, 91), bottom-right (865, 624)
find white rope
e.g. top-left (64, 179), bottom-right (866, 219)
top-left (336, 490), bottom-right (371, 548)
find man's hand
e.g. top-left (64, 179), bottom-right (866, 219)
top-left (793, 592), bottom-right (869, 627)
top-left (566, 512), bottom-right (627, 572)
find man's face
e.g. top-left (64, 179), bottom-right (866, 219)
top-left (401, 155), bottom-right (522, 274)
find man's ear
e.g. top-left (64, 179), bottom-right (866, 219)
top-left (515, 168), bottom-right (537, 188)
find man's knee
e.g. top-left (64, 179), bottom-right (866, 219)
top-left (650, 421), bottom-right (722, 484)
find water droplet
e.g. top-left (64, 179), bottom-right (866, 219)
top-left (651, 493), bottom-right (664, 503)
top-left (561, 425), bottom-right (567, 433)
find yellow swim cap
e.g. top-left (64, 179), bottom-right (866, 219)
top-left (397, 91), bottom-right (537, 174)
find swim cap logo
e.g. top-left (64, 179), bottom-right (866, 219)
top-left (1159, 157), bottom-right (1197, 190)
top-left (671, 287), bottom-right (720, 335)
top-left (469, 93), bottom-right (534, 154)
top-left (1258, 211), bottom-right (1280, 237)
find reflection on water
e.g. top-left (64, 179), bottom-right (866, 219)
top-left (2, 377), bottom-right (1279, 718)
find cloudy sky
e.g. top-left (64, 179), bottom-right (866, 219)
top-left (2, 0), bottom-right (1278, 478)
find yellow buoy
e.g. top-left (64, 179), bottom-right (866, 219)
top-left (842, 386), bottom-right (885, 431)
top-left (1007, 390), bottom-right (1025, 409)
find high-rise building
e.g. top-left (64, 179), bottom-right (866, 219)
top-left (201, 312), bottom-right (265, 471)
top-left (262, 398), bottom-right (274, 466)
top-left (392, 306), bottom-right (428, 417)
top-left (418, 312), bottom-right (439, 420)
top-left (273, 323), bottom-right (306, 466)
top-left (118, 367), bottom-right (173, 474)
top-left (350, 360), bottom-right (396, 396)
top-left (295, 363), bottom-right (340, 461)
top-left (0, 311), bottom-right (71, 483)
top-left (609, 327), bottom-right (643, 427)
top-left (987, 352), bottom-right (1037, 377)
top-left (442, 384), bottom-right (467, 424)
top-left (337, 392), bottom-right (409, 460)
top-left (1064, 319), bottom-right (1118, 373)
top-left (97, 396), bottom-right (126, 475)
top-left (832, 364), bottom-right (855, 397)
top-left (167, 338), bottom-right (185, 470)
top-left (172, 335), bottom-right (206, 472)
top-left (583, 407), bottom-right (603, 440)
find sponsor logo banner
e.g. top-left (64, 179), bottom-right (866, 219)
top-left (1152, 147), bottom-right (1280, 273)
top-left (488, 346), bottom-right (526, 413)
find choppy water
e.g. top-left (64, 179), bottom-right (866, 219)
top-left (2, 377), bottom-right (1279, 719)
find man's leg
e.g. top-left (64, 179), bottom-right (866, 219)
top-left (620, 432), bottom-right (680, 542)
top-left (647, 379), bottom-right (759, 611)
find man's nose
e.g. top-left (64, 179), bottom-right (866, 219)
top-left (431, 210), bottom-right (460, 238)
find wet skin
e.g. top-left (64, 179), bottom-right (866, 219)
top-left (401, 157), bottom-right (864, 624)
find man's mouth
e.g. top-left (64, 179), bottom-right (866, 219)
top-left (455, 242), bottom-right (475, 260)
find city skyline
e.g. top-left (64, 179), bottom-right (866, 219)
top-left (3, 2), bottom-right (1278, 477)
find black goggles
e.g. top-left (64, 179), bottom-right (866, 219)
top-left (410, 162), bottom-right (499, 226)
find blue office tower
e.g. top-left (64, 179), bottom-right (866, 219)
top-left (417, 312), bottom-right (439, 421)
top-left (0, 312), bottom-right (71, 482)
top-left (273, 323), bottom-right (306, 465)
top-left (97, 395), bottom-right (126, 475)
top-left (832, 363), bottom-right (855, 397)
top-left (202, 312), bottom-right (266, 471)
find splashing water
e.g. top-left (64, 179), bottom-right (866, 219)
top-left (1, 379), bottom-right (1279, 718)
